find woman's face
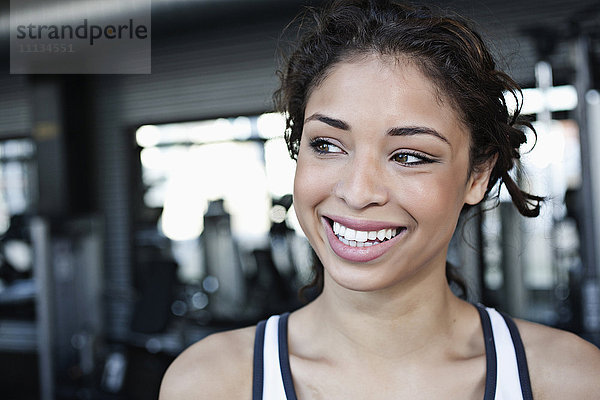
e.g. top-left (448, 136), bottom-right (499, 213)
top-left (293, 55), bottom-right (491, 292)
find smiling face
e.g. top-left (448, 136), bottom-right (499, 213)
top-left (293, 55), bottom-right (492, 293)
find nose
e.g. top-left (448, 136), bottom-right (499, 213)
top-left (333, 155), bottom-right (389, 209)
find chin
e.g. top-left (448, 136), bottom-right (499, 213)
top-left (322, 259), bottom-right (415, 293)
top-left (318, 244), bottom-right (449, 295)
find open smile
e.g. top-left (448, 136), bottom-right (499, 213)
top-left (332, 220), bottom-right (401, 247)
top-left (322, 216), bottom-right (407, 263)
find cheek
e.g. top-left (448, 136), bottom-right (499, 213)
top-left (399, 172), bottom-right (466, 228)
top-left (293, 155), bottom-right (327, 226)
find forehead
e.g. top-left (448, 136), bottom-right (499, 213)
top-left (304, 55), bottom-right (468, 141)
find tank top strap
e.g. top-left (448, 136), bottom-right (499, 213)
top-left (252, 313), bottom-right (297, 400)
top-left (252, 318), bottom-right (267, 400)
top-left (495, 309), bottom-right (533, 399)
top-left (475, 304), bottom-right (533, 400)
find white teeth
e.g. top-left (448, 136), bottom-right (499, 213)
top-left (333, 221), bottom-right (340, 234)
top-left (344, 228), bottom-right (356, 241)
top-left (331, 220), bottom-right (401, 247)
top-left (355, 230), bottom-right (368, 242)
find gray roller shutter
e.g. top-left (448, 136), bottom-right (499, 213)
top-left (0, 75), bottom-right (32, 137)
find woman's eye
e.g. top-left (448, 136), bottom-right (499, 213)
top-left (392, 152), bottom-right (431, 165)
top-left (309, 139), bottom-right (343, 154)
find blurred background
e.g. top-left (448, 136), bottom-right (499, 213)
top-left (0, 0), bottom-right (598, 398)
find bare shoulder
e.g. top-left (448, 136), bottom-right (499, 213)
top-left (515, 318), bottom-right (600, 399)
top-left (159, 325), bottom-right (256, 400)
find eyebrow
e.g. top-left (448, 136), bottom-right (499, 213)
top-left (304, 113), bottom-right (451, 146)
top-left (304, 113), bottom-right (350, 130)
top-left (387, 126), bottom-right (450, 146)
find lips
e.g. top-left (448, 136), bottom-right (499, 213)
top-left (321, 216), bottom-right (407, 263)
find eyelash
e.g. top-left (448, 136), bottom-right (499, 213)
top-left (309, 138), bottom-right (343, 154)
top-left (309, 138), bottom-right (436, 166)
top-left (391, 151), bottom-right (436, 166)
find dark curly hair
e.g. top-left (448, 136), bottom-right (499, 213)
top-left (274, 0), bottom-right (543, 297)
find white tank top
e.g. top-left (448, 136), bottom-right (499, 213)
top-left (252, 305), bottom-right (533, 400)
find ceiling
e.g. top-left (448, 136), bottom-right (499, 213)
top-left (0, 0), bottom-right (598, 86)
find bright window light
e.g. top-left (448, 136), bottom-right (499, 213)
top-left (136, 124), bottom-right (161, 148)
top-left (257, 112), bottom-right (286, 139)
top-left (505, 85), bottom-right (578, 115)
top-left (137, 113), bottom-right (301, 242)
top-left (264, 137), bottom-right (296, 198)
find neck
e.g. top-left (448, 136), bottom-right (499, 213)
top-left (307, 267), bottom-right (463, 361)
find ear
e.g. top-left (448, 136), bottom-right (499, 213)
top-left (464, 155), bottom-right (498, 205)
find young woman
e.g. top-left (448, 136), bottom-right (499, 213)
top-left (160, 1), bottom-right (600, 398)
